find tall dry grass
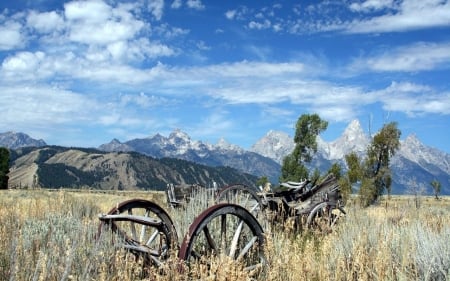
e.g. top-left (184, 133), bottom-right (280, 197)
top-left (1, 189), bottom-right (449, 280)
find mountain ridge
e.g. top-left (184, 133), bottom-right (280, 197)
top-left (7, 146), bottom-right (258, 190)
top-left (1, 119), bottom-right (449, 195)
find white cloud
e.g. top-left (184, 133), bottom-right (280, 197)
top-left (0, 21), bottom-right (25, 50)
top-left (147, 0), bottom-right (164, 20)
top-left (64, 0), bottom-right (145, 46)
top-left (1, 51), bottom-right (55, 81)
top-left (154, 23), bottom-right (189, 38)
top-left (379, 82), bottom-right (450, 115)
top-left (349, 0), bottom-right (395, 12)
top-left (281, 0), bottom-right (450, 34)
top-left (186, 0), bottom-right (205, 10)
top-left (345, 0), bottom-right (450, 33)
top-left (351, 42), bottom-right (450, 72)
top-left (171, 0), bottom-right (182, 9)
top-left (0, 84), bottom-right (96, 127)
top-left (26, 10), bottom-right (64, 33)
top-left (248, 19), bottom-right (271, 30)
top-left (64, 0), bottom-right (112, 23)
top-left (225, 10), bottom-right (237, 20)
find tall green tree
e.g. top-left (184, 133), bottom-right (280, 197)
top-left (431, 179), bottom-right (441, 200)
top-left (339, 152), bottom-right (363, 203)
top-left (0, 147), bottom-right (10, 189)
top-left (280, 114), bottom-right (328, 182)
top-left (358, 122), bottom-right (401, 206)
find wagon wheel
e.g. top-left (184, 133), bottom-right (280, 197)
top-left (306, 202), bottom-right (346, 234)
top-left (178, 203), bottom-right (265, 277)
top-left (216, 184), bottom-right (268, 230)
top-left (98, 199), bottom-right (178, 268)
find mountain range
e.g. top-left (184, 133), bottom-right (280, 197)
top-left (1, 119), bottom-right (449, 195)
top-left (7, 146), bottom-right (257, 190)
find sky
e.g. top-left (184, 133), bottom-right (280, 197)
top-left (0, 0), bottom-right (449, 153)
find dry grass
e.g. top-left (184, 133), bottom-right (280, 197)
top-left (1, 189), bottom-right (449, 280)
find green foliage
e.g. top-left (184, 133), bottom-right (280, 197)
top-left (0, 147), bottom-right (9, 189)
top-left (345, 152), bottom-right (362, 184)
top-left (292, 114), bottom-right (328, 163)
top-left (327, 162), bottom-right (352, 202)
top-left (280, 113), bottom-right (328, 182)
top-left (327, 162), bottom-right (342, 180)
top-left (37, 163), bottom-right (110, 188)
top-left (280, 154), bottom-right (309, 182)
top-left (344, 122), bottom-right (401, 207)
top-left (256, 176), bottom-right (269, 187)
top-left (431, 179), bottom-right (442, 199)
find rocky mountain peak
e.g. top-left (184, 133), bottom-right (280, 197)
top-left (216, 137), bottom-right (242, 152)
top-left (98, 138), bottom-right (133, 152)
top-left (403, 134), bottom-right (421, 148)
top-left (168, 129), bottom-right (191, 143)
top-left (250, 130), bottom-right (294, 164)
top-left (0, 131), bottom-right (46, 149)
top-left (321, 119), bottom-right (370, 160)
top-left (342, 119), bottom-right (365, 141)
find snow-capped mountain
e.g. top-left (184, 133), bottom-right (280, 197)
top-left (396, 134), bottom-right (450, 174)
top-left (99, 129), bottom-right (281, 182)
top-left (319, 119), bottom-right (370, 160)
top-left (251, 120), bottom-right (450, 195)
top-left (252, 120), bottom-right (370, 164)
top-left (250, 130), bottom-right (294, 164)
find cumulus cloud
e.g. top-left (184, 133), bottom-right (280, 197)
top-left (0, 21), bottom-right (25, 50)
top-left (26, 11), bottom-right (65, 33)
top-left (64, 1), bottom-right (145, 46)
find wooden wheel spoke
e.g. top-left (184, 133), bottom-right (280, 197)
top-left (179, 203), bottom-right (265, 275)
top-left (203, 226), bottom-right (218, 253)
top-left (139, 209), bottom-right (150, 242)
top-left (146, 229), bottom-right (159, 246)
top-left (98, 199), bottom-right (178, 270)
top-left (242, 193), bottom-right (250, 206)
top-left (229, 220), bottom-right (243, 258)
top-left (237, 236), bottom-right (258, 260)
top-left (128, 209), bottom-right (138, 241)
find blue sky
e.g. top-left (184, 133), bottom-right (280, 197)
top-left (0, 0), bottom-right (449, 153)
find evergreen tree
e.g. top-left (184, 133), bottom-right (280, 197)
top-left (280, 113), bottom-right (328, 182)
top-left (0, 147), bottom-right (10, 189)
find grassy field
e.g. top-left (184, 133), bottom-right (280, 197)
top-left (1, 189), bottom-right (449, 280)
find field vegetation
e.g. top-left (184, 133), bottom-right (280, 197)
top-left (1, 189), bottom-right (449, 280)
